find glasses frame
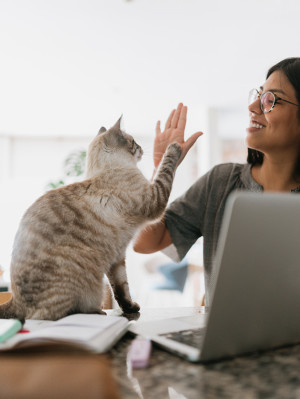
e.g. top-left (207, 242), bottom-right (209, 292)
top-left (249, 88), bottom-right (300, 114)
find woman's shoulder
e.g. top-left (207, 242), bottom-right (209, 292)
top-left (207, 162), bottom-right (250, 182)
top-left (210, 162), bottom-right (249, 173)
top-left (206, 162), bottom-right (261, 191)
top-left (181, 162), bottom-right (257, 202)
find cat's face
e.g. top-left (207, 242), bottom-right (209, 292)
top-left (86, 117), bottom-right (143, 177)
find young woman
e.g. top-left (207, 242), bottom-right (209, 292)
top-left (134, 58), bottom-right (300, 305)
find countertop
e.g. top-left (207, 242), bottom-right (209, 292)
top-left (108, 307), bottom-right (300, 399)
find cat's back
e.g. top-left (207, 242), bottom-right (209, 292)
top-left (21, 180), bottom-right (91, 225)
top-left (12, 181), bottom-right (96, 256)
top-left (13, 173), bottom-right (142, 253)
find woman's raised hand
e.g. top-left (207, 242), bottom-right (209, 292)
top-left (153, 103), bottom-right (203, 169)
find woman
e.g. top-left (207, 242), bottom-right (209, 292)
top-left (134, 58), bottom-right (300, 305)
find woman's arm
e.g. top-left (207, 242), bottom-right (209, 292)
top-left (134, 103), bottom-right (203, 254)
top-left (133, 219), bottom-right (172, 253)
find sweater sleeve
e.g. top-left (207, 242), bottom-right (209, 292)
top-left (164, 163), bottom-right (246, 261)
top-left (164, 169), bottom-right (209, 260)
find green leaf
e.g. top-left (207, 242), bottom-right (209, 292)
top-left (45, 179), bottom-right (65, 191)
top-left (64, 150), bottom-right (86, 177)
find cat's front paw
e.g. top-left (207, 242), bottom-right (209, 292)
top-left (167, 142), bottom-right (182, 159)
top-left (121, 301), bottom-right (140, 314)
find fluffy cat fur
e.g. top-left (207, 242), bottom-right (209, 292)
top-left (0, 117), bottom-right (182, 321)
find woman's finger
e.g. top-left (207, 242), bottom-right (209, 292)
top-left (155, 120), bottom-right (161, 136)
top-left (177, 105), bottom-right (188, 131)
top-left (184, 132), bottom-right (203, 151)
top-left (165, 109), bottom-right (176, 130)
top-left (171, 103), bottom-right (183, 128)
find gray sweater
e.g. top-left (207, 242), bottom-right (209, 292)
top-left (164, 163), bottom-right (263, 304)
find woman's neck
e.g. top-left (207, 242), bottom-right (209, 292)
top-left (252, 158), bottom-right (300, 192)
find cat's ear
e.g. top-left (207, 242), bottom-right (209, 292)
top-left (98, 126), bottom-right (107, 135)
top-left (112, 115), bottom-right (123, 131)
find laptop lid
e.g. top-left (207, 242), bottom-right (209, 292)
top-left (200, 191), bottom-right (300, 362)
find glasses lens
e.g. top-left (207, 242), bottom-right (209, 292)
top-left (260, 91), bottom-right (275, 113)
top-left (248, 89), bottom-right (259, 105)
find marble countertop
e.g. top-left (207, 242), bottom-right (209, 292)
top-left (108, 308), bottom-right (300, 399)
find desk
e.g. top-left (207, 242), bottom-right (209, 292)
top-left (108, 307), bottom-right (300, 399)
top-left (0, 299), bottom-right (299, 398)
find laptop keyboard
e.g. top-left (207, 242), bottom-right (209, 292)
top-left (159, 328), bottom-right (205, 348)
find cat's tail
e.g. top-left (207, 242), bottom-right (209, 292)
top-left (0, 297), bottom-right (25, 323)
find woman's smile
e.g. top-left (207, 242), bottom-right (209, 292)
top-left (247, 118), bottom-right (266, 134)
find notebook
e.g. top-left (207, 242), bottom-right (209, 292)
top-left (0, 313), bottom-right (129, 353)
top-left (129, 192), bottom-right (300, 362)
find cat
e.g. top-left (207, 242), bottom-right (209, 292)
top-left (0, 117), bottom-right (182, 321)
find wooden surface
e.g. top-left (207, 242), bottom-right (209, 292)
top-left (0, 293), bottom-right (121, 399)
top-left (0, 352), bottom-right (120, 399)
top-left (0, 292), bottom-right (12, 304)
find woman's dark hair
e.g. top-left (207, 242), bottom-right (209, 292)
top-left (247, 57), bottom-right (300, 168)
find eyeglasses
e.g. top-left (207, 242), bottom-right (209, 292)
top-left (248, 88), bottom-right (299, 114)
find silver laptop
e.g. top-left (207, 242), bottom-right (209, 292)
top-left (129, 192), bottom-right (300, 362)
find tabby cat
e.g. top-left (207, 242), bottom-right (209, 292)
top-left (0, 117), bottom-right (181, 321)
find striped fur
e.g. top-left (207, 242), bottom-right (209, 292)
top-left (1, 119), bottom-right (181, 320)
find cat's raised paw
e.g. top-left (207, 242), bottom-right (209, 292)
top-left (168, 142), bottom-right (182, 158)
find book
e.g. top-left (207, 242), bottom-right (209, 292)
top-left (0, 313), bottom-right (129, 353)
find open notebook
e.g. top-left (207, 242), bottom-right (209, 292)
top-left (0, 313), bottom-right (129, 352)
top-left (129, 192), bottom-right (300, 362)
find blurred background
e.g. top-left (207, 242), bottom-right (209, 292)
top-left (0, 0), bottom-right (299, 306)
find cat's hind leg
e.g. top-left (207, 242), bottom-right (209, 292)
top-left (74, 278), bottom-right (107, 315)
top-left (25, 291), bottom-right (78, 320)
top-left (106, 259), bottom-right (140, 313)
top-left (27, 288), bottom-right (105, 320)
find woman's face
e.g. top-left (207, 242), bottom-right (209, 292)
top-left (246, 70), bottom-right (300, 159)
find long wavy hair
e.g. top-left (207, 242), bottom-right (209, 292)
top-left (247, 57), bottom-right (300, 174)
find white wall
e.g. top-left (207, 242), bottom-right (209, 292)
top-left (0, 0), bottom-right (299, 138)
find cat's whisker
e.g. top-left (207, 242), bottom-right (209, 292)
top-left (140, 152), bottom-right (154, 159)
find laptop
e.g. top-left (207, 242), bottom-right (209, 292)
top-left (129, 192), bottom-right (300, 362)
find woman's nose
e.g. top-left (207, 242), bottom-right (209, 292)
top-left (248, 97), bottom-right (262, 115)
